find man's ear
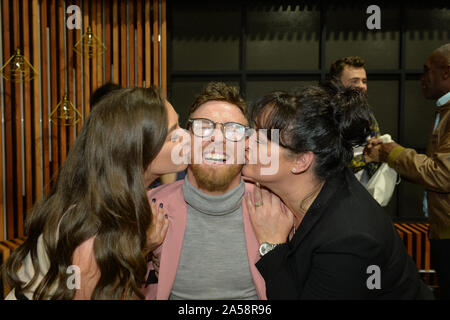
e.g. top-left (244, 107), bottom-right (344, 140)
top-left (291, 151), bottom-right (314, 174)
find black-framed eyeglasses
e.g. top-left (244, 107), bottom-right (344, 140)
top-left (187, 118), bottom-right (253, 142)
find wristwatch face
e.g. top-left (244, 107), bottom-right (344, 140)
top-left (259, 242), bottom-right (275, 256)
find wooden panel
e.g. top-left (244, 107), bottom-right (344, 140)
top-left (395, 224), bottom-right (404, 241)
top-left (75, 0), bottom-right (83, 135)
top-left (0, 1), bottom-right (6, 241)
top-left (12, 0), bottom-right (24, 238)
top-left (22, 0), bottom-right (33, 216)
top-left (104, 0), bottom-right (111, 82)
top-left (32, 0), bottom-right (43, 203)
top-left (152, 0), bottom-right (159, 88)
top-left (91, 0), bottom-right (98, 93)
top-left (0, 242), bottom-right (11, 297)
top-left (120, 0), bottom-right (127, 87)
top-left (401, 223), bottom-right (422, 270)
top-left (96, 0), bottom-right (103, 88)
top-left (145, 0), bottom-right (151, 87)
top-left (40, 0), bottom-right (50, 192)
top-left (67, 1), bottom-right (75, 148)
top-left (394, 223), bottom-right (413, 257)
top-left (129, 0), bottom-right (135, 87)
top-left (0, 0), bottom-right (167, 241)
top-left (112, 0), bottom-right (119, 84)
top-left (415, 223), bottom-right (432, 270)
top-left (83, 0), bottom-right (91, 117)
top-left (49, 0), bottom-right (59, 180)
top-left (58, 1), bottom-right (67, 164)
top-left (2, 0), bottom-right (14, 240)
top-left (161, 0), bottom-right (167, 94)
top-left (406, 223), bottom-right (430, 271)
top-left (136, 0), bottom-right (144, 86)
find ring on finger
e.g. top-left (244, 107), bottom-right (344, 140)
top-left (254, 201), bottom-right (263, 207)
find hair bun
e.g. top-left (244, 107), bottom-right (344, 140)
top-left (328, 85), bottom-right (372, 148)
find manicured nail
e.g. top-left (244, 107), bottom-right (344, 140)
top-left (152, 198), bottom-right (156, 203)
top-left (159, 203), bottom-right (163, 208)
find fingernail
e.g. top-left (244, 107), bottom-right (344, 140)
top-left (164, 214), bottom-right (168, 219)
top-left (159, 203), bottom-right (163, 208)
top-left (152, 198), bottom-right (156, 203)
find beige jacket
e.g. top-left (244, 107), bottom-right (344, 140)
top-left (387, 101), bottom-right (450, 239)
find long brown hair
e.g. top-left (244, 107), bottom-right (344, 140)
top-left (2, 87), bottom-right (168, 299)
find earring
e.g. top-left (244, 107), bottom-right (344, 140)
top-left (291, 168), bottom-right (297, 173)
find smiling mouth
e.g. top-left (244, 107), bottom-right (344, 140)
top-left (203, 152), bottom-right (228, 164)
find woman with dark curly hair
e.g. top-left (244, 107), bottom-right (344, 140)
top-left (243, 85), bottom-right (433, 299)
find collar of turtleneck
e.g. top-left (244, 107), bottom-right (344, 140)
top-left (182, 176), bottom-right (245, 216)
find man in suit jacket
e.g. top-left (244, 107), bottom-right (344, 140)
top-left (366, 43), bottom-right (450, 299)
top-left (142, 82), bottom-right (266, 300)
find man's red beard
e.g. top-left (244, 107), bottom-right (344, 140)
top-left (190, 163), bottom-right (243, 192)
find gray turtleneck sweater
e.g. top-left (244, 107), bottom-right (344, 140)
top-left (169, 177), bottom-right (258, 300)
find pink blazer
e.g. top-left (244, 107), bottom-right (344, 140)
top-left (142, 180), bottom-right (267, 300)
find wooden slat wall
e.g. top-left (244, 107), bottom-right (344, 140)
top-left (0, 0), bottom-right (166, 241)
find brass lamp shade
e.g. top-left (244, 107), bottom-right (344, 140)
top-left (50, 95), bottom-right (82, 126)
top-left (73, 26), bottom-right (106, 58)
top-left (0, 48), bottom-right (38, 83)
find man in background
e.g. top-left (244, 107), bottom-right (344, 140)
top-left (329, 56), bottom-right (382, 184)
top-left (366, 43), bottom-right (450, 299)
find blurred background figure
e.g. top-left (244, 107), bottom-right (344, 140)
top-left (365, 43), bottom-right (450, 299)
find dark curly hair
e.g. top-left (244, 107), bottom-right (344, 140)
top-left (329, 56), bottom-right (366, 81)
top-left (250, 83), bottom-right (372, 180)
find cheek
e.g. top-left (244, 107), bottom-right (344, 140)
top-left (153, 143), bottom-right (173, 167)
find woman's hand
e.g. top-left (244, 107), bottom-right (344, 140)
top-left (245, 184), bottom-right (294, 245)
top-left (146, 199), bottom-right (169, 253)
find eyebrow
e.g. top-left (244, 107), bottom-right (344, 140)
top-left (168, 114), bottom-right (180, 133)
top-left (168, 123), bottom-right (178, 133)
top-left (191, 117), bottom-right (248, 127)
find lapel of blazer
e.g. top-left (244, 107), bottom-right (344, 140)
top-left (156, 181), bottom-right (187, 300)
top-left (288, 170), bottom-right (343, 253)
top-left (241, 182), bottom-right (267, 300)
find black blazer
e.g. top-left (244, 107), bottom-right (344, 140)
top-left (256, 168), bottom-right (434, 300)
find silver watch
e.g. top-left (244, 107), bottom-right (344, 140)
top-left (259, 242), bottom-right (280, 256)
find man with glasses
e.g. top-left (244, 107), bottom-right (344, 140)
top-left (142, 82), bottom-right (267, 300)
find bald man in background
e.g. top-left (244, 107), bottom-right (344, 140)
top-left (366, 43), bottom-right (450, 299)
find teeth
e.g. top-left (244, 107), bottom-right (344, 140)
top-left (204, 153), bottom-right (227, 161)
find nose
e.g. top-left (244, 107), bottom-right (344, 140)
top-left (210, 124), bottom-right (225, 143)
top-left (355, 82), bottom-right (367, 92)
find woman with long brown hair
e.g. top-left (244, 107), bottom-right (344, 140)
top-left (2, 87), bottom-right (188, 299)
